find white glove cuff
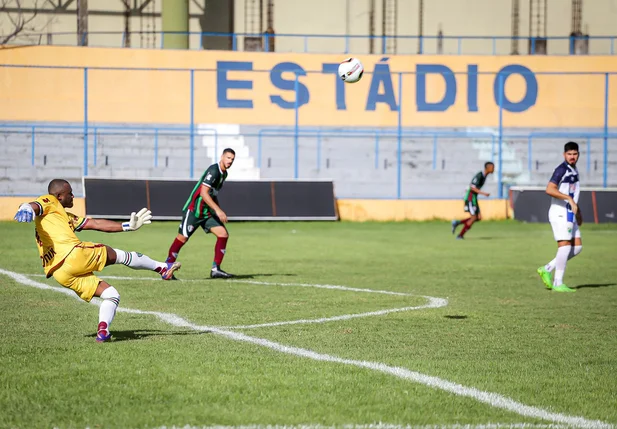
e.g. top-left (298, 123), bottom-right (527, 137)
top-left (19, 203), bottom-right (34, 213)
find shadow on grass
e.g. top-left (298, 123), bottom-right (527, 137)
top-left (574, 283), bottom-right (617, 289)
top-left (444, 315), bottom-right (468, 320)
top-left (210, 273), bottom-right (297, 280)
top-left (86, 329), bottom-right (209, 342)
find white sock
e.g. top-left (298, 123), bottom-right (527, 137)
top-left (545, 245), bottom-right (582, 272)
top-left (553, 245), bottom-right (572, 286)
top-left (99, 286), bottom-right (120, 330)
top-left (114, 249), bottom-right (165, 272)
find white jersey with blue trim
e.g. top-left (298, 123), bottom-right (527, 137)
top-left (548, 161), bottom-right (580, 221)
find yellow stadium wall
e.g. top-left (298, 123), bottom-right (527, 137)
top-left (0, 197), bottom-right (86, 220)
top-left (0, 196), bottom-right (508, 222)
top-left (336, 199), bottom-right (510, 222)
top-left (1, 46), bottom-right (617, 128)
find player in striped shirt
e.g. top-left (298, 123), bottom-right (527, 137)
top-left (451, 162), bottom-right (494, 239)
top-left (165, 148), bottom-right (235, 279)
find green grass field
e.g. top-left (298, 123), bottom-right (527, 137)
top-left (1, 220), bottom-right (616, 429)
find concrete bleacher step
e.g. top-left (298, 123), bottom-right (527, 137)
top-left (2, 123), bottom-right (616, 197)
top-left (0, 166), bottom-right (83, 180)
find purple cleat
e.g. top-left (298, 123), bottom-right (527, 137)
top-left (160, 262), bottom-right (181, 280)
top-left (96, 322), bottom-right (112, 343)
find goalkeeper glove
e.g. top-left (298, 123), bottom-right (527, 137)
top-left (14, 203), bottom-right (35, 223)
top-left (122, 208), bottom-right (152, 231)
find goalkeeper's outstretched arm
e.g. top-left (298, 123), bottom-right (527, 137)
top-left (81, 218), bottom-right (124, 233)
top-left (81, 208), bottom-right (153, 233)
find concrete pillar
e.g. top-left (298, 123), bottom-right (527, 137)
top-left (162, 0), bottom-right (189, 49)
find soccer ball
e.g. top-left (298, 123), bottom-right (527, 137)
top-left (338, 57), bottom-right (364, 83)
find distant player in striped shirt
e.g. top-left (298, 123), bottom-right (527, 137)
top-left (451, 162), bottom-right (495, 239)
top-left (165, 148), bottom-right (235, 279)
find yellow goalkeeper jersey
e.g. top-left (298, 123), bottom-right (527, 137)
top-left (33, 194), bottom-right (88, 277)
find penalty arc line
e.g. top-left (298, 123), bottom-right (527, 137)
top-left (216, 299), bottom-right (447, 330)
top-left (1, 269), bottom-right (613, 429)
top-left (26, 273), bottom-right (447, 329)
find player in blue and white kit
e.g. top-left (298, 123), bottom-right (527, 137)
top-left (536, 142), bottom-right (582, 293)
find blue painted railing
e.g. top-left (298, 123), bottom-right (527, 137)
top-left (9, 31), bottom-right (617, 55)
top-left (1, 122), bottom-right (613, 200)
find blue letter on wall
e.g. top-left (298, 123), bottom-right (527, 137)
top-left (416, 64), bottom-right (456, 112)
top-left (217, 61), bottom-right (253, 108)
top-left (322, 63), bottom-right (347, 110)
top-left (270, 62), bottom-right (309, 109)
top-left (366, 58), bottom-right (398, 111)
top-left (493, 65), bottom-right (538, 113)
top-left (467, 65), bottom-right (478, 112)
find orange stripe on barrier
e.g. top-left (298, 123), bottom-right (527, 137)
top-left (592, 191), bottom-right (599, 224)
top-left (146, 180), bottom-right (151, 210)
top-left (271, 182), bottom-right (277, 217)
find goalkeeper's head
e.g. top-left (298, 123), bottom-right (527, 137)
top-left (48, 179), bottom-right (74, 208)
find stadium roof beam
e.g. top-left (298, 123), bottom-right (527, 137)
top-left (0, 1), bottom-right (206, 18)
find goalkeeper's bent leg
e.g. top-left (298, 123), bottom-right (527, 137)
top-left (113, 248), bottom-right (166, 272)
top-left (97, 284), bottom-right (120, 342)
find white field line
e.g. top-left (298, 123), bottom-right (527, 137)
top-left (26, 273), bottom-right (446, 329)
top-left (228, 279), bottom-right (417, 297)
top-left (216, 300), bottom-right (446, 330)
top-left (26, 274), bottom-right (419, 296)
top-left (148, 425), bottom-right (573, 429)
top-left (2, 269), bottom-right (613, 429)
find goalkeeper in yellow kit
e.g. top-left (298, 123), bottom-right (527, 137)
top-left (14, 179), bottom-right (181, 342)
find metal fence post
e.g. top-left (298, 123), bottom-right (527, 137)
top-left (374, 133), bottom-right (379, 170)
top-left (83, 67), bottom-right (89, 177)
top-left (586, 136), bottom-right (591, 173)
top-left (31, 126), bottom-right (35, 166)
top-left (154, 129), bottom-right (159, 168)
top-left (190, 69), bottom-right (195, 179)
top-left (316, 129), bottom-right (322, 171)
top-left (497, 73), bottom-right (504, 198)
top-left (397, 73), bottom-right (403, 199)
top-left (604, 72), bottom-right (609, 188)
top-left (257, 131), bottom-right (262, 169)
top-left (527, 136), bottom-right (532, 172)
top-left (432, 135), bottom-right (437, 170)
top-left (294, 74), bottom-right (300, 179)
top-left (93, 127), bottom-right (97, 166)
top-left (214, 129), bottom-right (218, 163)
top-left (491, 134), bottom-right (495, 164)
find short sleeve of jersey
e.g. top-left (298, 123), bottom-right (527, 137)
top-left (66, 212), bottom-right (88, 231)
top-left (549, 164), bottom-right (567, 185)
top-left (470, 172), bottom-right (483, 187)
top-left (201, 165), bottom-right (219, 188)
top-left (34, 195), bottom-right (58, 216)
